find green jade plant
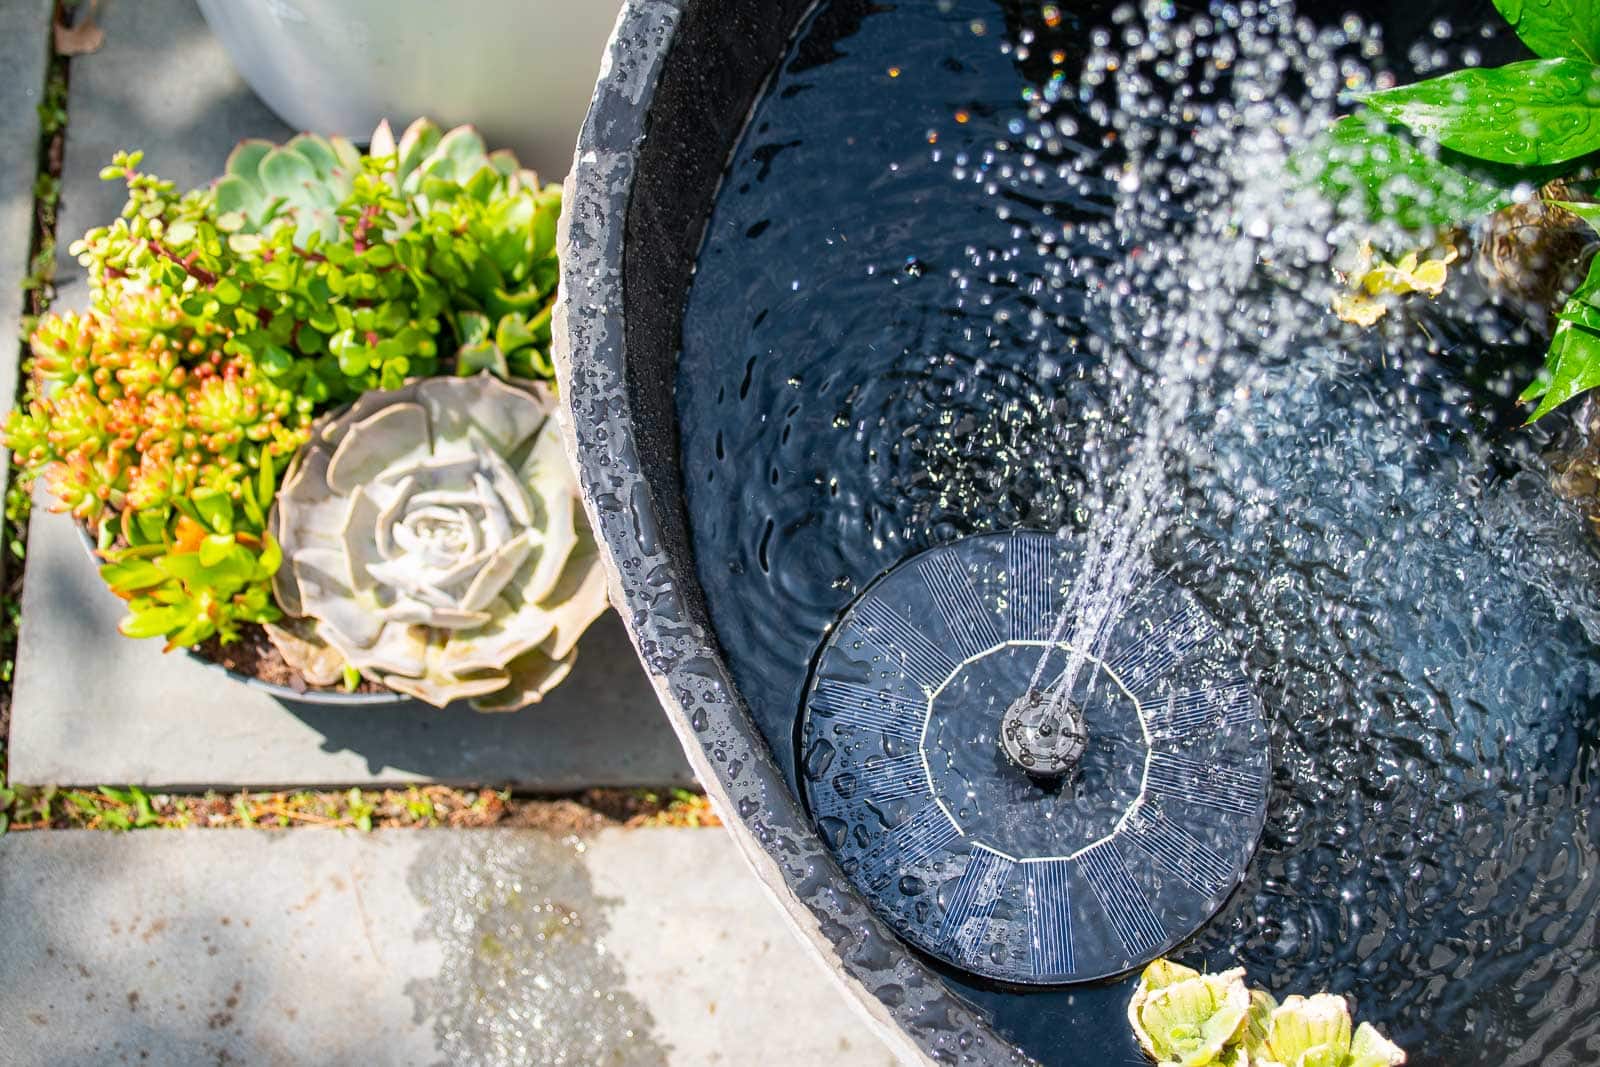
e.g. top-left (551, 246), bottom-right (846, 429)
top-left (76, 117), bottom-right (563, 404)
top-left (1128, 959), bottom-right (1406, 1067)
top-left (1303, 0), bottom-right (1600, 420)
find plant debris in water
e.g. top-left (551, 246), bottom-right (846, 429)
top-left (1298, 0), bottom-right (1600, 420)
top-left (1128, 957), bottom-right (1405, 1067)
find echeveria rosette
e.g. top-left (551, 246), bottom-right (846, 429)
top-left (269, 374), bottom-right (607, 710)
top-left (1128, 959), bottom-right (1254, 1067)
top-left (1254, 994), bottom-right (1406, 1067)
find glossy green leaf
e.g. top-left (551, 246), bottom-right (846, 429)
top-left (191, 488), bottom-right (234, 533)
top-left (1493, 0), bottom-right (1600, 63)
top-left (1363, 59), bottom-right (1600, 166)
top-left (456, 340), bottom-right (509, 378)
top-left (1552, 198), bottom-right (1600, 233)
top-left (127, 508), bottom-right (167, 547)
top-left (118, 604), bottom-right (188, 639)
top-left (100, 558), bottom-right (165, 592)
top-left (259, 344), bottom-right (294, 377)
top-left (165, 220), bottom-right (197, 246)
top-left (495, 312), bottom-right (536, 354)
top-left (1295, 115), bottom-right (1519, 229)
top-left (226, 231), bottom-right (263, 255)
top-left (1529, 318), bottom-right (1600, 420)
top-left (258, 455), bottom-right (277, 510)
top-left (1559, 300), bottom-right (1600, 331)
top-left (531, 192), bottom-right (560, 260)
top-left (337, 346), bottom-right (372, 377)
top-left (169, 614), bottom-right (216, 649)
top-left (198, 533), bottom-right (235, 567)
top-left (257, 533), bottom-right (283, 576)
top-left (457, 309), bottom-right (492, 346)
top-left (378, 360), bottom-right (406, 392)
top-left (240, 478), bottom-right (264, 529)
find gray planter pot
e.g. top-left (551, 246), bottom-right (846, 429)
top-left (195, 0), bottom-right (623, 179)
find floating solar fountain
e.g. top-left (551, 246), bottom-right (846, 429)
top-left (556, 1), bottom-right (1600, 1065)
top-left (800, 531), bottom-right (1269, 986)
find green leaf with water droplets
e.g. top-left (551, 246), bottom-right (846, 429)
top-left (1493, 0), bottom-right (1600, 64)
top-left (1294, 115), bottom-right (1519, 229)
top-left (1363, 59), bottom-right (1600, 166)
top-left (1528, 318), bottom-right (1600, 420)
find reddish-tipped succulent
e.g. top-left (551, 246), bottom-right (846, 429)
top-left (4, 283), bottom-right (310, 648)
top-left (5, 284), bottom-right (310, 533)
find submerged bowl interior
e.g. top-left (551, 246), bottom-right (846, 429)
top-left (557, 3), bottom-right (1034, 1063)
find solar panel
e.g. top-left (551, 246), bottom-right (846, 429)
top-left (799, 530), bottom-right (1270, 984)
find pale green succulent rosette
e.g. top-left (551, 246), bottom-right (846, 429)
top-left (269, 374), bottom-right (609, 709)
top-left (1239, 988), bottom-right (1277, 1060)
top-left (1345, 1022), bottom-right (1408, 1067)
top-left (1257, 993), bottom-right (1406, 1067)
top-left (1127, 960), bottom-right (1253, 1067)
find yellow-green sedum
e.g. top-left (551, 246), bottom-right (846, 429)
top-left (1130, 960), bottom-right (1405, 1067)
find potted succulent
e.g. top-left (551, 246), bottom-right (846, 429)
top-left (4, 120), bottom-right (610, 709)
top-left (194, 0), bottom-right (622, 178)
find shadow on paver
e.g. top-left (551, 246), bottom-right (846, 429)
top-left (275, 610), bottom-right (688, 785)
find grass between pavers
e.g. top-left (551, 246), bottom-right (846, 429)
top-left (0, 2), bottom-right (69, 832)
top-left (18, 55), bottom-right (65, 326)
top-left (0, 784), bottom-right (720, 834)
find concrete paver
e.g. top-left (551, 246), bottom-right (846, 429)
top-left (0, 0), bottom-right (53, 505)
top-left (0, 827), bottom-right (900, 1067)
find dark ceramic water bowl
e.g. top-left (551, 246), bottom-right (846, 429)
top-left (555, 1), bottom-right (1585, 1065)
top-left (555, 8), bottom-right (1021, 1061)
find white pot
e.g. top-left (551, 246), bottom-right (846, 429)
top-left (195, 0), bottom-right (623, 179)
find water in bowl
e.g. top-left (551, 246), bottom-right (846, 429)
top-left (676, 1), bottom-right (1600, 1063)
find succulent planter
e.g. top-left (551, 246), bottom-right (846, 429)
top-left (7, 120), bottom-right (608, 712)
top-left (195, 0), bottom-right (622, 179)
top-left (269, 375), bottom-right (608, 711)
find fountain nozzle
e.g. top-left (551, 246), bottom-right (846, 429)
top-left (1000, 688), bottom-right (1089, 779)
